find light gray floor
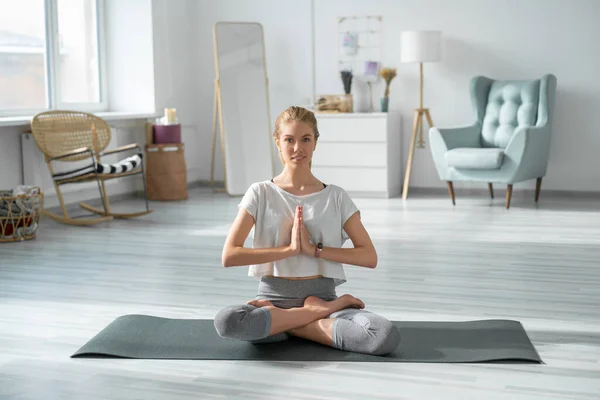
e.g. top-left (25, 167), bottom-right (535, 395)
top-left (1, 187), bottom-right (600, 400)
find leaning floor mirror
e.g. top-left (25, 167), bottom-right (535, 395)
top-left (211, 22), bottom-right (274, 196)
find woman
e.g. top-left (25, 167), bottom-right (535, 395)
top-left (214, 106), bottom-right (400, 355)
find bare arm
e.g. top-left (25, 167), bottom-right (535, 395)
top-left (301, 211), bottom-right (377, 269)
top-left (221, 207), bottom-right (299, 267)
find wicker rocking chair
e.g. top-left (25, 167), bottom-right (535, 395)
top-left (30, 110), bottom-right (152, 225)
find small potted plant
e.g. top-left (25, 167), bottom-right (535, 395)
top-left (339, 70), bottom-right (354, 112)
top-left (379, 67), bottom-right (397, 112)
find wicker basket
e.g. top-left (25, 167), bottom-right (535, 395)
top-left (0, 188), bottom-right (44, 243)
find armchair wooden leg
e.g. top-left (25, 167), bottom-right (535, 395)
top-left (535, 177), bottom-right (542, 202)
top-left (447, 181), bottom-right (456, 205)
top-left (488, 183), bottom-right (494, 199)
top-left (506, 184), bottom-right (513, 209)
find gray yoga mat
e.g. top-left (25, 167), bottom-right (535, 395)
top-left (71, 315), bottom-right (542, 363)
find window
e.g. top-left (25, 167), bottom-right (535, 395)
top-left (0, 0), bottom-right (47, 112)
top-left (0, 0), bottom-right (106, 116)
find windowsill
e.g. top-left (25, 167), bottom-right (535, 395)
top-left (0, 111), bottom-right (160, 128)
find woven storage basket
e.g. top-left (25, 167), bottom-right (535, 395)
top-left (0, 188), bottom-right (44, 243)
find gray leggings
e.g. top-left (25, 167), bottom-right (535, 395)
top-left (214, 276), bottom-right (401, 356)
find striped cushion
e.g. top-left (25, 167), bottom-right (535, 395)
top-left (97, 153), bottom-right (143, 175)
top-left (52, 164), bottom-right (97, 182)
top-left (52, 153), bottom-right (143, 182)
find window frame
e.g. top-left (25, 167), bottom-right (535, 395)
top-left (0, 0), bottom-right (107, 117)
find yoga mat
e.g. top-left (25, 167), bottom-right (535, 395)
top-left (71, 315), bottom-right (542, 363)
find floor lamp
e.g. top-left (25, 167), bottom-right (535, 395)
top-left (400, 30), bottom-right (441, 200)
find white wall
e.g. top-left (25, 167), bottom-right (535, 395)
top-left (151, 0), bottom-right (205, 182)
top-left (183, 0), bottom-right (314, 180)
top-left (2, 0), bottom-right (599, 197)
top-left (313, 0), bottom-right (600, 192)
top-left (186, 0), bottom-right (600, 193)
top-left (105, 0), bottom-right (156, 113)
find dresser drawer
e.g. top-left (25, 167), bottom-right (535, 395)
top-left (312, 167), bottom-right (388, 192)
top-left (315, 115), bottom-right (387, 143)
top-left (312, 143), bottom-right (387, 167)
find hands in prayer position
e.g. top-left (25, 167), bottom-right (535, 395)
top-left (289, 205), bottom-right (316, 257)
top-left (249, 205), bottom-right (365, 312)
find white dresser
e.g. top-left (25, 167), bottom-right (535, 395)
top-left (312, 112), bottom-right (402, 198)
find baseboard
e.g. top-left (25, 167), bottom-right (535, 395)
top-left (42, 179), bottom-right (137, 210)
top-left (200, 179), bottom-right (600, 200)
top-left (44, 178), bottom-right (600, 213)
top-left (44, 179), bottom-right (226, 213)
top-left (189, 179), bottom-right (224, 189)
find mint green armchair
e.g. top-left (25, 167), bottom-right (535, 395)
top-left (429, 74), bottom-right (557, 208)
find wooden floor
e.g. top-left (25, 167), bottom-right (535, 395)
top-left (1, 187), bottom-right (600, 400)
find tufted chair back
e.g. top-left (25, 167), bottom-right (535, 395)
top-left (472, 78), bottom-right (543, 148)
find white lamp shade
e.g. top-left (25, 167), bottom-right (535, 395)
top-left (400, 30), bottom-right (441, 63)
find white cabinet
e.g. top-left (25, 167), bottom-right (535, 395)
top-left (312, 112), bottom-right (402, 198)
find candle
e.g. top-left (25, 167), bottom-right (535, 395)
top-left (164, 108), bottom-right (177, 124)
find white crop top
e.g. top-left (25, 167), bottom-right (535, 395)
top-left (238, 180), bottom-right (360, 286)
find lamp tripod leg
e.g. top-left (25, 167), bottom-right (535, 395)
top-left (417, 116), bottom-right (425, 148)
top-left (424, 109), bottom-right (434, 128)
top-left (402, 109), bottom-right (423, 200)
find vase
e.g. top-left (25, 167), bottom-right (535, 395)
top-left (380, 97), bottom-right (389, 112)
